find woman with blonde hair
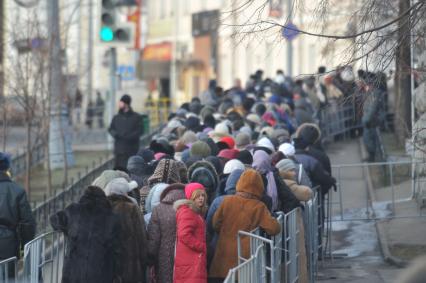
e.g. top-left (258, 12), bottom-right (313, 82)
top-left (173, 183), bottom-right (208, 283)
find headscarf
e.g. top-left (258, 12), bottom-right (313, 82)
top-left (148, 159), bottom-right (181, 187)
top-left (252, 150), bottom-right (278, 211)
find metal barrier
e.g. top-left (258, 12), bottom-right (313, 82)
top-left (0, 257), bottom-right (17, 283)
top-left (229, 208), bottom-right (307, 283)
top-left (331, 160), bottom-right (426, 221)
top-left (22, 231), bottom-right (65, 283)
top-left (224, 244), bottom-right (267, 283)
top-left (304, 191), bottom-right (320, 283)
top-left (319, 103), bottom-right (361, 142)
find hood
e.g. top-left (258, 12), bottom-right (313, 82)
top-left (225, 169), bottom-right (244, 194)
top-left (188, 161), bottom-right (219, 192)
top-left (173, 199), bottom-right (201, 213)
top-left (236, 169), bottom-right (264, 199)
top-left (145, 183), bottom-right (169, 213)
top-left (79, 186), bottom-right (111, 210)
top-left (295, 123), bottom-right (321, 145)
top-left (160, 183), bottom-right (186, 204)
top-left (148, 159), bottom-right (181, 187)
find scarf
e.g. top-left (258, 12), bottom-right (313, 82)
top-left (252, 150), bottom-right (279, 211)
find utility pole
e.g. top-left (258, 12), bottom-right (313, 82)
top-left (287, 0), bottom-right (293, 77)
top-left (170, 0), bottom-right (179, 108)
top-left (87, 0), bottom-right (94, 101)
top-left (231, 0), bottom-right (237, 80)
top-left (107, 48), bottom-right (117, 150)
top-left (47, 0), bottom-right (74, 169)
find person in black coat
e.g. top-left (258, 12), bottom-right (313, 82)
top-left (109, 94), bottom-right (143, 169)
top-left (50, 186), bottom-right (121, 283)
top-left (0, 153), bottom-right (35, 271)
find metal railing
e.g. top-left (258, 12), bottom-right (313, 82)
top-left (319, 103), bottom-right (361, 142)
top-left (22, 231), bottom-right (65, 283)
top-left (32, 127), bottom-right (163, 235)
top-left (0, 257), bottom-right (17, 283)
top-left (11, 143), bottom-right (45, 176)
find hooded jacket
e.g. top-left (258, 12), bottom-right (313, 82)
top-left (50, 186), bottom-right (120, 283)
top-left (209, 169), bottom-right (280, 278)
top-left (147, 184), bottom-right (186, 283)
top-left (108, 194), bottom-right (148, 283)
top-left (173, 199), bottom-right (207, 283)
top-left (188, 161), bottom-right (219, 205)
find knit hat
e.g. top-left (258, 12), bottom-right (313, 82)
top-left (180, 131), bottom-right (198, 145)
top-left (278, 143), bottom-right (296, 157)
top-left (223, 159), bottom-right (245, 175)
top-left (275, 159), bottom-right (296, 172)
top-left (239, 126), bottom-right (253, 137)
top-left (190, 141), bottom-right (211, 158)
top-left (184, 182), bottom-right (205, 200)
top-left (237, 150), bottom-right (253, 165)
top-left (220, 136), bottom-right (235, 149)
top-left (137, 148), bottom-right (155, 163)
top-left (0, 152), bottom-right (11, 171)
top-left (148, 159), bottom-right (181, 187)
top-left (185, 116), bottom-right (201, 132)
top-left (256, 137), bottom-right (275, 152)
top-left (201, 137), bottom-right (220, 156)
top-left (236, 169), bottom-right (264, 199)
top-left (120, 94), bottom-right (131, 105)
top-left (104, 177), bottom-right (138, 197)
top-left (218, 149), bottom-right (239, 160)
top-left (92, 170), bottom-right (130, 189)
top-left (150, 139), bottom-right (175, 156)
top-left (154, 152), bottom-right (167, 160)
top-left (235, 132), bottom-right (251, 150)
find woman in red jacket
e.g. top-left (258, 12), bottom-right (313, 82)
top-left (173, 183), bottom-right (208, 283)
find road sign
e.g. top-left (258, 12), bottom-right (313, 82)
top-left (282, 22), bottom-right (299, 41)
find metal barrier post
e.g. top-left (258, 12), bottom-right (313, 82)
top-left (0, 257), bottom-right (17, 283)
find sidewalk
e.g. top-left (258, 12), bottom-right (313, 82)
top-left (361, 132), bottom-right (426, 266)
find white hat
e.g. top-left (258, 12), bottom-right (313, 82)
top-left (223, 159), bottom-right (245, 175)
top-left (247, 113), bottom-right (262, 126)
top-left (256, 137), bottom-right (275, 152)
top-left (279, 143), bottom-right (295, 157)
top-left (104, 177), bottom-right (138, 202)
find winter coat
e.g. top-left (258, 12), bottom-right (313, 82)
top-left (108, 194), bottom-right (148, 283)
top-left (280, 171), bottom-right (313, 202)
top-left (209, 169), bottom-right (280, 278)
top-left (108, 109), bottom-right (143, 155)
top-left (0, 172), bottom-right (35, 260)
top-left (173, 199), bottom-right (207, 283)
top-left (50, 186), bottom-right (120, 283)
top-left (295, 151), bottom-right (335, 194)
top-left (148, 184), bottom-right (186, 283)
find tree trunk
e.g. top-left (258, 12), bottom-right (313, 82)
top-left (394, 0), bottom-right (412, 145)
top-left (25, 122), bottom-right (32, 200)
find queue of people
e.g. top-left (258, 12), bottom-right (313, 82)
top-left (47, 68), bottom-right (346, 283)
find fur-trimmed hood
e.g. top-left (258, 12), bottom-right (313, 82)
top-left (188, 160), bottom-right (219, 193)
top-left (160, 183), bottom-right (186, 204)
top-left (173, 199), bottom-right (201, 214)
top-left (295, 123), bottom-right (322, 145)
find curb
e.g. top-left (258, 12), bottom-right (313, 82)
top-left (358, 138), bottom-right (409, 268)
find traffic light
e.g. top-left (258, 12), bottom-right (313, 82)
top-left (99, 0), bottom-right (136, 47)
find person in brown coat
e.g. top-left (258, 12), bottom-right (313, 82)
top-left (147, 183), bottom-right (186, 283)
top-left (209, 169), bottom-right (281, 280)
top-left (105, 178), bottom-right (148, 283)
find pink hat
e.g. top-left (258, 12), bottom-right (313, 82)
top-left (184, 182), bottom-right (205, 200)
top-left (154, 152), bottom-right (167, 160)
top-left (218, 149), bottom-right (239, 160)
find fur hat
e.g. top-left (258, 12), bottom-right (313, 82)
top-left (275, 159), bottom-right (296, 172)
top-left (104, 177), bottom-right (138, 204)
top-left (271, 129), bottom-right (290, 144)
top-left (236, 169), bottom-right (264, 199)
top-left (237, 150), bottom-right (253, 165)
top-left (190, 141), bottom-right (212, 158)
top-left (296, 123), bottom-right (321, 145)
top-left (92, 170), bottom-right (130, 190)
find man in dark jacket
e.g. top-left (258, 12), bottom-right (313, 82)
top-left (109, 94), bottom-right (143, 168)
top-left (0, 153), bottom-right (35, 262)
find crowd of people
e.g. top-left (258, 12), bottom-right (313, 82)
top-left (0, 66), bottom-right (393, 283)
